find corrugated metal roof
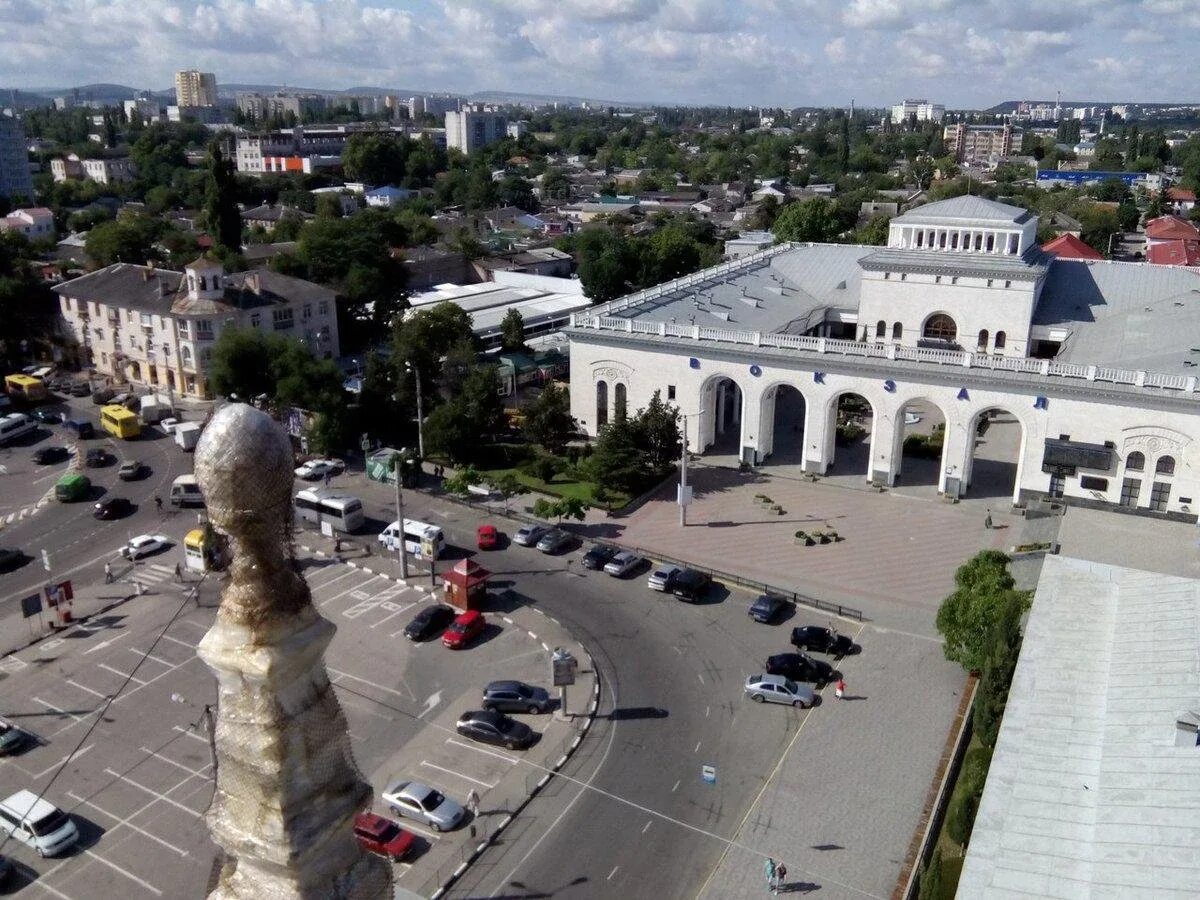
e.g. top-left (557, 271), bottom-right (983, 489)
top-left (894, 195), bottom-right (1032, 225)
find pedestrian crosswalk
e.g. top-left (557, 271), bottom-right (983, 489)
top-left (127, 562), bottom-right (179, 589)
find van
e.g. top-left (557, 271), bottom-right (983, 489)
top-left (170, 474), bottom-right (205, 508)
top-left (64, 418), bottom-right (95, 440)
top-left (0, 789), bottom-right (79, 857)
top-left (54, 472), bottom-right (91, 502)
top-left (294, 489), bottom-right (365, 533)
top-left (0, 413), bottom-right (36, 446)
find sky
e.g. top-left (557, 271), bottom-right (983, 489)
top-left (0, 0), bottom-right (1194, 108)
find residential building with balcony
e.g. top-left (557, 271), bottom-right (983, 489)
top-left (53, 255), bottom-right (338, 400)
top-left (944, 123), bottom-right (1020, 163)
top-left (0, 110), bottom-right (34, 200)
top-left (175, 69), bottom-right (218, 108)
top-left (445, 105), bottom-right (508, 154)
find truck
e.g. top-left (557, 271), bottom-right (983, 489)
top-left (175, 422), bottom-right (201, 451)
top-left (170, 474), bottom-right (204, 508)
top-left (139, 394), bottom-right (173, 424)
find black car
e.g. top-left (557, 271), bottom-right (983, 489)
top-left (403, 604), bottom-right (456, 641)
top-left (93, 497), bottom-right (133, 520)
top-left (70, 382), bottom-right (91, 397)
top-left (85, 448), bottom-right (111, 467)
top-left (32, 408), bottom-right (64, 425)
top-left (91, 388), bottom-right (115, 405)
top-left (581, 545), bottom-right (619, 571)
top-left (748, 593), bottom-right (789, 623)
top-left (0, 548), bottom-right (28, 573)
top-left (33, 445), bottom-right (70, 464)
top-left (482, 680), bottom-right (552, 714)
top-left (0, 852), bottom-right (11, 885)
top-left (765, 652), bottom-right (834, 685)
top-left (672, 568), bottom-right (712, 602)
top-left (790, 625), bottom-right (855, 657)
top-left (455, 709), bottom-right (536, 750)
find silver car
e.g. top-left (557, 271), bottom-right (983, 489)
top-left (647, 564), bottom-right (682, 592)
top-left (604, 551), bottom-right (642, 577)
top-left (513, 524), bottom-right (549, 547)
top-left (382, 780), bottom-right (466, 831)
top-left (744, 673), bottom-right (816, 708)
top-left (536, 528), bottom-right (573, 554)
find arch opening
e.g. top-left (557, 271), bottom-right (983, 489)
top-left (758, 383), bottom-right (807, 468)
top-left (699, 376), bottom-right (744, 458)
top-left (964, 407), bottom-right (1026, 504)
top-left (823, 391), bottom-right (874, 482)
top-left (892, 398), bottom-right (948, 495)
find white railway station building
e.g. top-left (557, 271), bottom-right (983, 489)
top-left (567, 196), bottom-right (1200, 522)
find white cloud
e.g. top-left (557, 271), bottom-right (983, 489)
top-left (824, 36), bottom-right (846, 62)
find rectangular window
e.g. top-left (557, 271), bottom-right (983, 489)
top-left (302, 304), bottom-right (312, 321)
top-left (1150, 480), bottom-right (1171, 512)
top-left (195, 320), bottom-right (214, 340)
top-left (1079, 475), bottom-right (1108, 491)
top-left (250, 313), bottom-right (261, 327)
top-left (273, 308), bottom-right (294, 330)
top-left (1120, 478), bottom-right (1141, 507)
top-left (318, 300), bottom-right (329, 316)
top-left (667, 385), bottom-right (676, 401)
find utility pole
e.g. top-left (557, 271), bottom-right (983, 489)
top-left (412, 363), bottom-right (425, 460)
top-left (679, 413), bottom-right (690, 527)
top-left (391, 453), bottom-right (409, 579)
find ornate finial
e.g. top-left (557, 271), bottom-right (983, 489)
top-left (194, 404), bottom-right (390, 898)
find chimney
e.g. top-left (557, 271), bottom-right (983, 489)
top-left (141, 268), bottom-right (150, 282)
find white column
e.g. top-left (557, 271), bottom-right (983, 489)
top-left (716, 383), bottom-right (726, 435)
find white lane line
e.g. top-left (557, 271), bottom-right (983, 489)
top-left (110, 655), bottom-right (201, 705)
top-left (65, 679), bottom-right (110, 700)
top-left (129, 648), bottom-right (177, 668)
top-left (607, 866), bottom-right (620, 881)
top-left (173, 724), bottom-right (210, 745)
top-left (82, 848), bottom-right (163, 895)
top-left (139, 746), bottom-right (212, 779)
top-left (160, 633), bottom-right (198, 649)
top-left (83, 630), bottom-right (131, 654)
top-left (33, 697), bottom-right (83, 722)
top-left (305, 565), bottom-right (359, 589)
top-left (33, 744), bottom-right (94, 780)
top-left (706, 706), bottom-right (711, 718)
top-left (27, 860), bottom-right (73, 899)
top-left (328, 666), bottom-right (416, 702)
top-left (103, 768), bottom-right (203, 817)
top-left (697, 672), bottom-right (705, 685)
top-left (673, 646), bottom-right (682, 655)
top-left (694, 741), bottom-right (701, 753)
top-left (318, 573), bottom-right (384, 608)
top-left (368, 601), bottom-right (418, 629)
top-left (445, 738), bottom-right (520, 765)
top-left (338, 695), bottom-right (396, 722)
top-left (420, 760), bottom-right (496, 789)
top-left (642, 820), bottom-right (652, 834)
top-left (67, 791), bottom-right (190, 857)
top-left (99, 662), bottom-right (148, 685)
top-left (672, 779), bottom-right (681, 793)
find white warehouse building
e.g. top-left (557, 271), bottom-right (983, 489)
top-left (567, 196), bottom-right (1200, 522)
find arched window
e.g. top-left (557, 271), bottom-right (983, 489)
top-left (977, 329), bottom-right (989, 351)
top-left (985, 234), bottom-right (995, 252)
top-left (875, 320), bottom-right (886, 339)
top-left (1125, 451), bottom-right (1144, 471)
top-left (1156, 455), bottom-right (1176, 476)
top-left (922, 313), bottom-right (957, 342)
top-left (614, 383), bottom-right (627, 422)
top-left (199, 276), bottom-right (207, 291)
top-left (596, 380), bottom-right (608, 428)
top-left (892, 322), bottom-right (903, 340)
top-left (181, 346), bottom-right (193, 364)
top-left (994, 331), bottom-right (1006, 349)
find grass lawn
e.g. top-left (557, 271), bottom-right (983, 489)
top-left (479, 465), bottom-right (631, 510)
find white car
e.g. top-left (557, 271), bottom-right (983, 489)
top-left (120, 534), bottom-right (172, 560)
top-left (604, 551), bottom-right (642, 577)
top-left (647, 564), bottom-right (682, 592)
top-left (381, 780), bottom-right (466, 832)
top-left (159, 417), bottom-right (180, 435)
top-left (294, 459), bottom-right (344, 480)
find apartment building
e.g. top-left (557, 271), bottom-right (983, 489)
top-left (445, 105), bottom-right (508, 154)
top-left (0, 207), bottom-right (55, 239)
top-left (943, 122), bottom-right (1020, 162)
top-left (0, 110), bottom-right (34, 200)
top-left (237, 92), bottom-right (327, 122)
top-left (53, 256), bottom-right (338, 400)
top-left (890, 99), bottom-right (945, 124)
top-left (175, 70), bottom-right (218, 108)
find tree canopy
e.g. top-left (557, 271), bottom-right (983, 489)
top-left (935, 550), bottom-right (1030, 673)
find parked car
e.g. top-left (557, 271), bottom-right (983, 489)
top-left (790, 625), bottom-right (855, 657)
top-left (744, 673), bottom-right (816, 708)
top-left (443, 609), bottom-right (485, 649)
top-left (294, 458), bottom-right (344, 480)
top-left (536, 528), bottom-right (573, 554)
top-left (476, 524), bottom-right (499, 550)
top-left (604, 551), bottom-right (643, 577)
top-left (84, 447), bottom-right (111, 467)
top-left (513, 524), bottom-right (549, 547)
top-left (581, 545), bottom-right (618, 570)
top-left (482, 680), bottom-right (552, 714)
top-left (352, 812), bottom-right (415, 862)
top-left (0, 548), bottom-right (28, 573)
top-left (159, 417), bottom-right (180, 434)
top-left (748, 594), bottom-right (789, 624)
top-left (0, 789), bottom-right (79, 857)
top-left (0, 852), bottom-right (10, 885)
top-left (110, 392), bottom-right (131, 407)
top-left (69, 382), bottom-right (91, 397)
top-left (0, 717), bottom-right (29, 755)
top-left (647, 563), bottom-right (682, 592)
top-left (671, 568), bottom-right (712, 602)
top-left (90, 387), bottom-right (114, 405)
top-left (455, 709), bottom-right (536, 750)
top-left (120, 534), bottom-right (172, 560)
top-left (117, 460), bottom-right (145, 481)
top-left (32, 409), bottom-right (63, 425)
top-left (403, 604), bottom-right (456, 642)
top-left (93, 497), bottom-right (132, 520)
top-left (765, 652), bottom-right (834, 685)
top-left (32, 445), bottom-right (69, 465)
top-left (381, 781), bottom-right (465, 832)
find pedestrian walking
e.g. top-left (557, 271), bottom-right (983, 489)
top-left (324, 471), bottom-right (331, 487)
top-left (764, 857), bottom-right (777, 893)
top-left (154, 494), bottom-right (163, 512)
top-left (174, 562), bottom-right (182, 582)
top-left (775, 863), bottom-right (787, 895)
top-left (466, 789), bottom-right (480, 816)
top-left (104, 561), bottom-right (113, 584)
top-left (984, 508), bottom-right (993, 530)
top-left (835, 678), bottom-right (846, 700)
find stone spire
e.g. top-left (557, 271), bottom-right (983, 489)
top-left (194, 403), bottom-right (390, 899)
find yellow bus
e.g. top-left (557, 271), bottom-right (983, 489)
top-left (184, 527), bottom-right (229, 572)
top-left (99, 404), bottom-right (141, 439)
top-left (4, 374), bottom-right (48, 403)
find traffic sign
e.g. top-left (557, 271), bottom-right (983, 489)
top-left (701, 765), bottom-right (716, 785)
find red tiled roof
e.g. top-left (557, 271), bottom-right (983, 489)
top-left (1041, 233), bottom-right (1104, 260)
top-left (1147, 239), bottom-right (1200, 267)
top-left (1166, 187), bottom-right (1196, 202)
top-left (1145, 215), bottom-right (1200, 242)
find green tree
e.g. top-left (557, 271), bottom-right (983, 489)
top-left (935, 551), bottom-right (1031, 673)
top-left (84, 216), bottom-right (162, 266)
top-left (573, 228), bottom-right (632, 303)
top-left (342, 132), bottom-right (410, 185)
top-left (522, 382), bottom-right (576, 453)
top-left (207, 328), bottom-right (276, 400)
top-left (637, 389), bottom-right (680, 470)
top-left (946, 778), bottom-right (981, 847)
top-left (203, 144), bottom-right (242, 253)
top-left (533, 496), bottom-right (587, 523)
top-left (487, 472), bottom-right (523, 512)
top-left (500, 307), bottom-right (526, 351)
top-left (497, 175), bottom-right (537, 212)
top-left (973, 600), bottom-right (1023, 748)
top-left (443, 466), bottom-right (483, 496)
top-left (772, 198), bottom-right (843, 243)
top-left (588, 416), bottom-right (652, 495)
top-left (423, 366), bottom-right (503, 464)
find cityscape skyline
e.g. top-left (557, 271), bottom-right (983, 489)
top-left (0, 0), bottom-right (1191, 109)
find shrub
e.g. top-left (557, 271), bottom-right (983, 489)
top-left (836, 422), bottom-right (866, 443)
top-left (946, 780), bottom-right (981, 847)
top-left (917, 847), bottom-right (944, 900)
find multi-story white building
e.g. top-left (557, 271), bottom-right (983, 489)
top-left (568, 195), bottom-right (1200, 522)
top-left (0, 110), bottom-right (34, 200)
top-left (175, 69), bottom-right (218, 108)
top-left (53, 256), bottom-right (339, 400)
top-left (445, 105), bottom-right (508, 154)
top-left (0, 207), bottom-right (54, 239)
top-left (890, 99), bottom-right (945, 125)
top-left (237, 92), bottom-right (327, 122)
top-left (123, 96), bottom-right (166, 124)
top-left (81, 157), bottom-right (135, 185)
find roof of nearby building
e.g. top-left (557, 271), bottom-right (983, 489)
top-left (894, 195), bottom-right (1032, 226)
top-left (408, 275), bottom-right (589, 338)
top-left (1041, 233), bottom-right (1104, 260)
top-left (242, 241), bottom-right (299, 262)
top-left (1166, 187), bottom-right (1197, 202)
top-left (1146, 240), bottom-right (1200, 267)
top-left (1145, 215), bottom-right (1200, 242)
top-left (726, 231), bottom-right (775, 245)
top-left (959, 555), bottom-right (1200, 899)
top-left (240, 204), bottom-right (313, 223)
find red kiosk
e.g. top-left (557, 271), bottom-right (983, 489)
top-left (442, 558), bottom-right (491, 611)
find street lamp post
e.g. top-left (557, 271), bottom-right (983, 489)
top-left (407, 362), bottom-right (425, 460)
top-left (679, 409), bottom-right (704, 527)
top-left (390, 453), bottom-right (409, 579)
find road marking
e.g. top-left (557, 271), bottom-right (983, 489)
top-left (130, 648), bottom-right (177, 668)
top-left (305, 565), bottom-right (358, 589)
top-left (83, 848), bottom-right (164, 895)
top-left (694, 741), bottom-right (701, 753)
top-left (369, 601), bottom-right (418, 629)
top-left (672, 779), bottom-right (681, 793)
top-left (445, 738), bottom-right (520, 765)
top-left (673, 646), bottom-right (683, 655)
top-left (0, 656), bottom-right (28, 673)
top-left (26, 863), bottom-right (72, 899)
top-left (706, 706), bottom-right (710, 718)
top-left (84, 631), bottom-right (131, 654)
top-left (173, 724), bottom-right (210, 745)
top-left (33, 744), bottom-right (94, 780)
top-left (697, 672), bottom-right (705, 685)
top-left (160, 633), bottom-right (197, 649)
top-left (67, 791), bottom-right (190, 857)
top-left (318, 573), bottom-right (382, 608)
top-left (608, 866), bottom-right (620, 881)
top-left (103, 768), bottom-right (203, 817)
top-left (642, 820), bottom-right (652, 834)
top-left (418, 690), bottom-right (442, 718)
top-left (328, 666), bottom-right (416, 702)
top-left (139, 746), bottom-right (212, 779)
top-left (34, 697), bottom-right (83, 721)
top-left (67, 679), bottom-right (111, 700)
top-left (99, 662), bottom-right (148, 685)
top-left (420, 760), bottom-right (495, 789)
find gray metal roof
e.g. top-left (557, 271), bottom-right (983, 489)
top-left (959, 555), bottom-right (1200, 899)
top-left (894, 195), bottom-right (1032, 226)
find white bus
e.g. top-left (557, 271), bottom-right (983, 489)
top-left (377, 518), bottom-right (446, 560)
top-left (294, 489), bottom-right (365, 534)
top-left (0, 413), bottom-right (36, 446)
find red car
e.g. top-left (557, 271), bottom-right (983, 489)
top-left (477, 524), bottom-right (498, 550)
top-left (443, 609), bottom-right (485, 649)
top-left (353, 812), bottom-right (416, 861)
